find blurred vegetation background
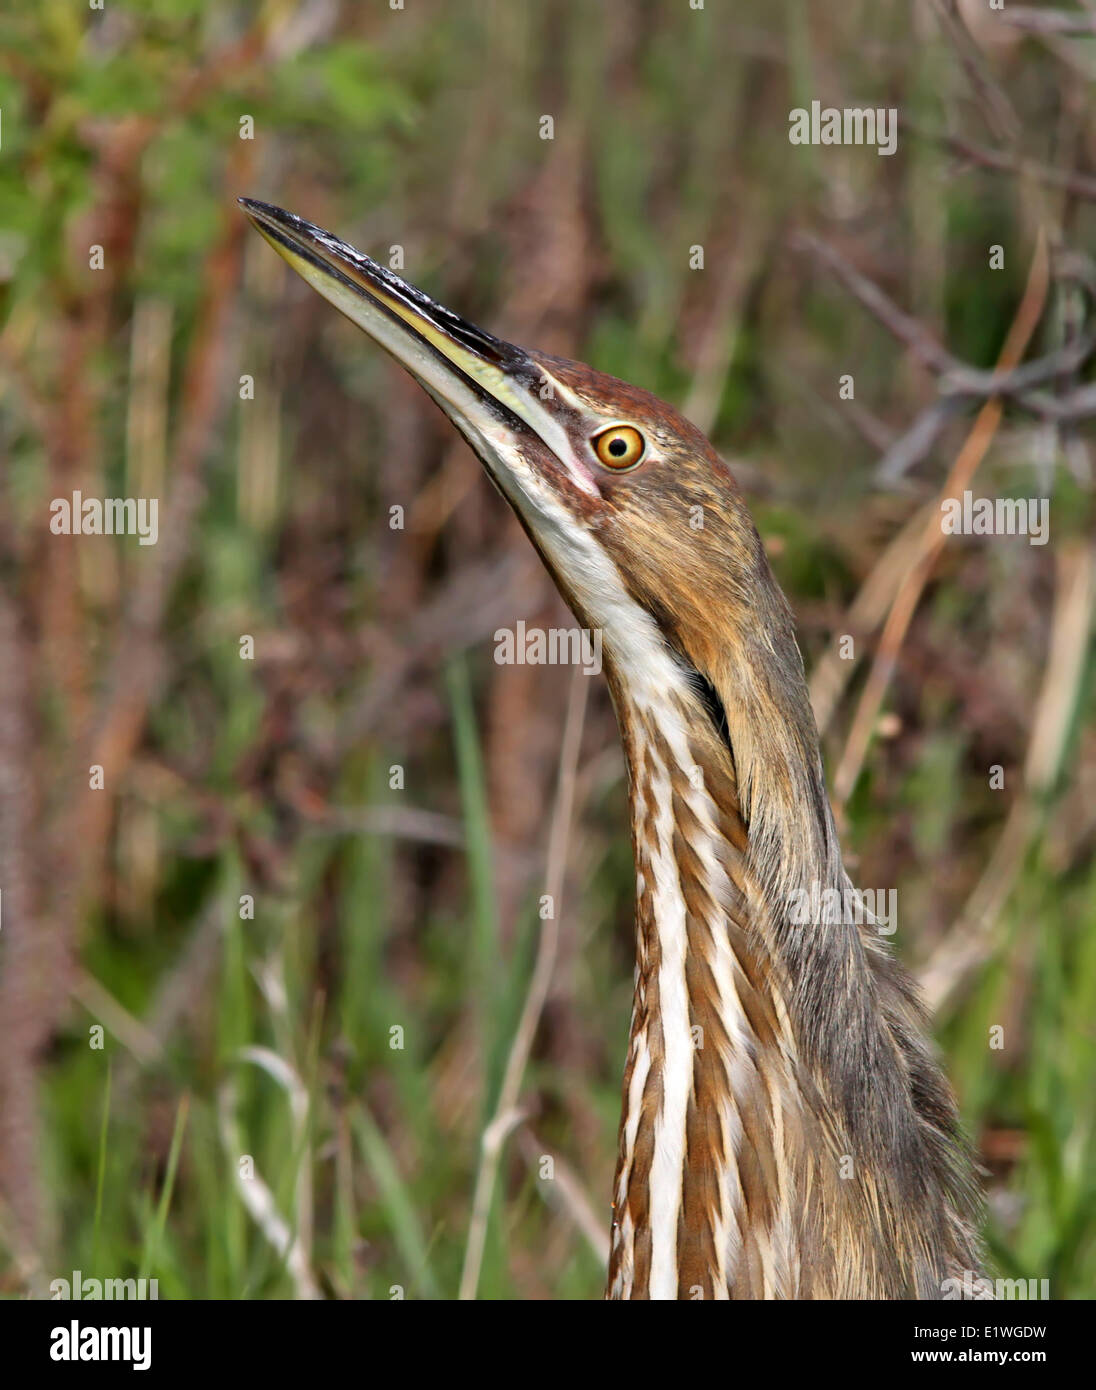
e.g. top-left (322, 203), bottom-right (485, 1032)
top-left (0, 0), bottom-right (1094, 1300)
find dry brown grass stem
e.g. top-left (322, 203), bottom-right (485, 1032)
top-left (517, 1127), bottom-right (611, 1267)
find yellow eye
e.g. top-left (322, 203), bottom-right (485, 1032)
top-left (593, 425), bottom-right (645, 471)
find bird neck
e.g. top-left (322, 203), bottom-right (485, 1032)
top-left (602, 629), bottom-right (978, 1299)
top-left (604, 662), bottom-right (799, 1298)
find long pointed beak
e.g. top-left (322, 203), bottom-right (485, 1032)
top-left (238, 198), bottom-right (600, 503)
top-left (238, 198), bottom-right (537, 428)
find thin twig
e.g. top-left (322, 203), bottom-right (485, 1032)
top-left (516, 1128), bottom-right (610, 1266)
top-left (876, 333), bottom-right (1096, 482)
top-left (875, 398), bottom-right (967, 484)
top-left (932, 130), bottom-right (1096, 202)
top-left (794, 231), bottom-right (1096, 419)
top-left (926, 0), bottom-right (1021, 145)
top-left (791, 231), bottom-right (956, 375)
top-left (999, 7), bottom-right (1096, 35)
top-left (940, 331), bottom-right (1096, 400)
top-left (1017, 381), bottom-right (1096, 421)
top-left (316, 805), bottom-right (467, 850)
top-left (70, 972), bottom-right (162, 1065)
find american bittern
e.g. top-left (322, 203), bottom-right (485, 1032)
top-left (241, 199), bottom-right (983, 1300)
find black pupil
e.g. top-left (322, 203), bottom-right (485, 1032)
top-left (608, 437), bottom-right (628, 456)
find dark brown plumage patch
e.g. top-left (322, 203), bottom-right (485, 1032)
top-left (689, 733), bottom-right (749, 855)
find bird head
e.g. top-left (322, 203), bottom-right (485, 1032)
top-left (239, 199), bottom-right (838, 903)
top-left (241, 203), bottom-right (776, 677)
